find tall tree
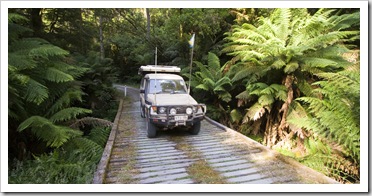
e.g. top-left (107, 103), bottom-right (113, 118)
top-left (146, 8), bottom-right (151, 40)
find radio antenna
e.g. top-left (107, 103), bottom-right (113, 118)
top-left (154, 47), bottom-right (157, 104)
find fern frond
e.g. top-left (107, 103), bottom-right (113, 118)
top-left (29, 45), bottom-right (69, 60)
top-left (235, 90), bottom-right (250, 100)
top-left (24, 78), bottom-right (49, 105)
top-left (207, 52), bottom-right (221, 74)
top-left (329, 11), bottom-right (360, 31)
top-left (195, 83), bottom-right (209, 91)
top-left (44, 67), bottom-right (74, 83)
top-left (50, 107), bottom-right (92, 123)
top-left (284, 61), bottom-right (299, 73)
top-left (8, 53), bottom-right (37, 70)
top-left (230, 109), bottom-right (243, 123)
top-left (69, 117), bottom-right (113, 130)
top-left (18, 116), bottom-right (82, 147)
top-left (218, 91), bottom-right (232, 103)
top-left (69, 137), bottom-right (103, 161)
top-left (86, 127), bottom-right (111, 147)
top-left (296, 97), bottom-right (330, 115)
top-left (302, 57), bottom-right (340, 69)
top-left (244, 102), bottom-right (266, 122)
top-left (46, 89), bottom-right (84, 116)
top-left (258, 94), bottom-right (275, 106)
top-left (272, 8), bottom-right (291, 41)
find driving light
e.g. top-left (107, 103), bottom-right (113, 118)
top-left (159, 107), bottom-right (166, 114)
top-left (186, 107), bottom-right (193, 115)
top-left (170, 108), bottom-right (177, 115)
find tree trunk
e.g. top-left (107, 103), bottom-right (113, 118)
top-left (278, 74), bottom-right (294, 139)
top-left (79, 9), bottom-right (85, 55)
top-left (264, 115), bottom-right (272, 147)
top-left (179, 8), bottom-right (183, 39)
top-left (30, 8), bottom-right (43, 37)
top-left (146, 8), bottom-right (151, 40)
top-left (99, 15), bottom-right (105, 60)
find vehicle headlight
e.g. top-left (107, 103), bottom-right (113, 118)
top-left (159, 107), bottom-right (166, 114)
top-left (170, 108), bottom-right (177, 115)
top-left (186, 107), bottom-right (193, 115)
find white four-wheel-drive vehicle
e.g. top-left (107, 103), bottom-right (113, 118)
top-left (139, 65), bottom-right (206, 138)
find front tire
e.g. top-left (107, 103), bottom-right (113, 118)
top-left (147, 119), bottom-right (157, 138)
top-left (189, 122), bottom-right (201, 135)
top-left (140, 104), bottom-right (145, 118)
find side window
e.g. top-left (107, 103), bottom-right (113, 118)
top-left (140, 78), bottom-right (145, 90)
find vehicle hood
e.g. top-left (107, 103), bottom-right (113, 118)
top-left (147, 93), bottom-right (198, 106)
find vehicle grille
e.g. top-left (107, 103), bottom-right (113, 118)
top-left (173, 106), bottom-right (186, 114)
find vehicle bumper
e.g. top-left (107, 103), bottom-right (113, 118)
top-left (149, 115), bottom-right (204, 128)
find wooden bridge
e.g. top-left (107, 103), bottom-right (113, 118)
top-left (93, 85), bottom-right (337, 185)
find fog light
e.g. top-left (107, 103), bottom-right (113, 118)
top-left (170, 108), bottom-right (177, 115)
top-left (159, 107), bottom-right (166, 114)
top-left (186, 107), bottom-right (193, 115)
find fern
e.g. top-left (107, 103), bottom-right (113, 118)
top-left (44, 67), bottom-right (74, 83)
top-left (69, 117), bottom-right (113, 129)
top-left (66, 137), bottom-right (103, 162)
top-left (23, 78), bottom-right (49, 105)
top-left (87, 127), bottom-right (111, 147)
top-left (49, 107), bottom-right (92, 123)
top-left (188, 52), bottom-right (232, 103)
top-left (224, 8), bottom-right (360, 183)
top-left (293, 61), bottom-right (360, 162)
top-left (29, 44), bottom-right (69, 59)
top-left (18, 116), bottom-right (82, 147)
top-left (46, 88), bottom-right (84, 116)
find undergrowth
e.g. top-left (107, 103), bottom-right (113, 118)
top-left (9, 126), bottom-right (111, 184)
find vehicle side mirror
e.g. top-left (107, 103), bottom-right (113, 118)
top-left (140, 89), bottom-right (145, 94)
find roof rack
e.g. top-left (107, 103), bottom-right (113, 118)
top-left (138, 65), bottom-right (181, 75)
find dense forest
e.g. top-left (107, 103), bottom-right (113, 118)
top-left (8, 8), bottom-right (360, 184)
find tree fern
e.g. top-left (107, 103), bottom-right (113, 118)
top-left (44, 67), bottom-right (74, 83)
top-left (29, 44), bottom-right (69, 59)
top-left (189, 52), bottom-right (232, 103)
top-left (69, 117), bottom-right (113, 130)
top-left (86, 127), bottom-right (111, 147)
top-left (291, 62), bottom-right (360, 165)
top-left (49, 107), bottom-right (92, 123)
top-left (18, 116), bottom-right (83, 148)
top-left (46, 88), bottom-right (84, 116)
top-left (224, 8), bottom-right (359, 182)
top-left (23, 78), bottom-right (49, 105)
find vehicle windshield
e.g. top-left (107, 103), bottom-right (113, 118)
top-left (148, 79), bottom-right (187, 94)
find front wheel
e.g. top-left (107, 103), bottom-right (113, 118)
top-left (147, 119), bottom-right (157, 138)
top-left (189, 122), bottom-right (201, 135)
top-left (140, 104), bottom-right (145, 118)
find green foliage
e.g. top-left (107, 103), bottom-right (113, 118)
top-left (184, 52), bottom-right (232, 121)
top-left (9, 152), bottom-right (95, 184)
top-left (50, 107), bottom-right (92, 123)
top-left (189, 52), bottom-right (232, 103)
top-left (8, 8), bottom-right (361, 184)
top-left (240, 83), bottom-right (287, 122)
top-left (290, 63), bottom-right (360, 162)
top-left (8, 12), bottom-right (116, 184)
top-left (18, 116), bottom-right (83, 148)
top-left (9, 126), bottom-right (111, 184)
top-left (223, 8), bottom-right (360, 183)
